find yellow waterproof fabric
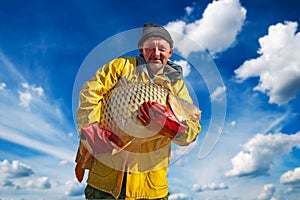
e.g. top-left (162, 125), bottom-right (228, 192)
top-left (76, 57), bottom-right (201, 199)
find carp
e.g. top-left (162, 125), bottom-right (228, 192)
top-left (99, 77), bottom-right (201, 144)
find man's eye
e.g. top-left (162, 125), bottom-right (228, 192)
top-left (144, 47), bottom-right (169, 53)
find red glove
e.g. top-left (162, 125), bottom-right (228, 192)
top-left (137, 101), bottom-right (188, 139)
top-left (75, 144), bottom-right (91, 182)
top-left (80, 122), bottom-right (124, 154)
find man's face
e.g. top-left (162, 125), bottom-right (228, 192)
top-left (139, 37), bottom-right (173, 75)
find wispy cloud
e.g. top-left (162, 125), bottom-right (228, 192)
top-left (0, 51), bottom-right (26, 83)
top-left (262, 111), bottom-right (291, 134)
top-left (235, 21), bottom-right (300, 105)
top-left (0, 52), bottom-right (76, 162)
top-left (210, 86), bottom-right (226, 102)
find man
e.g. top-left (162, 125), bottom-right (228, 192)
top-left (75, 23), bottom-right (201, 199)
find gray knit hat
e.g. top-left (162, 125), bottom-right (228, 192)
top-left (138, 23), bottom-right (174, 48)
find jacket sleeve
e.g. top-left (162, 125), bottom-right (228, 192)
top-left (171, 79), bottom-right (201, 146)
top-left (75, 58), bottom-right (130, 179)
top-left (76, 58), bottom-right (128, 131)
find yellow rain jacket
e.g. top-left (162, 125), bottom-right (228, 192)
top-left (76, 56), bottom-right (201, 199)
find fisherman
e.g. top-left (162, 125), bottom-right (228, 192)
top-left (75, 23), bottom-right (201, 200)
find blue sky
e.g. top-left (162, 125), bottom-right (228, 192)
top-left (0, 0), bottom-right (300, 199)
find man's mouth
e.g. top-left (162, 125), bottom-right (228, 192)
top-left (149, 58), bottom-right (162, 63)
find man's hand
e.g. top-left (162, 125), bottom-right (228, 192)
top-left (75, 122), bottom-right (124, 183)
top-left (137, 101), bottom-right (188, 139)
top-left (80, 122), bottom-right (124, 154)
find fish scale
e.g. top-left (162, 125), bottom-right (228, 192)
top-left (99, 81), bottom-right (169, 141)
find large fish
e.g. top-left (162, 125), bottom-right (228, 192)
top-left (99, 76), bottom-right (201, 145)
top-left (76, 76), bottom-right (201, 176)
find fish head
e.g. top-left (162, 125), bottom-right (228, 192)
top-left (167, 94), bottom-right (201, 122)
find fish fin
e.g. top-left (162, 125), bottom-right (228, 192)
top-left (120, 116), bottom-right (127, 128)
top-left (112, 140), bottom-right (133, 155)
top-left (167, 94), bottom-right (183, 122)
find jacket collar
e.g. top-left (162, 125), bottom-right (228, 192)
top-left (136, 55), bottom-right (183, 83)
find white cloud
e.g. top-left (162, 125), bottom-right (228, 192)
top-left (258, 184), bottom-right (276, 200)
top-left (0, 82), bottom-right (6, 90)
top-left (25, 177), bottom-right (51, 189)
top-left (192, 182), bottom-right (228, 192)
top-left (210, 86), bottom-right (226, 102)
top-left (0, 160), bottom-right (34, 179)
top-left (68, 132), bottom-right (74, 137)
top-left (169, 192), bottom-right (190, 200)
top-left (173, 59), bottom-right (191, 77)
top-left (280, 167), bottom-right (300, 185)
top-left (22, 82), bottom-right (30, 89)
top-left (0, 160), bottom-right (51, 190)
top-left (65, 179), bottom-right (85, 197)
top-left (166, 0), bottom-right (246, 56)
top-left (230, 121), bottom-right (236, 126)
top-left (185, 6), bottom-right (193, 16)
top-left (32, 86), bottom-right (44, 96)
top-left (19, 91), bottom-right (32, 107)
top-left (18, 82), bottom-right (44, 107)
top-left (235, 21), bottom-right (300, 105)
top-left (225, 132), bottom-right (300, 177)
top-left (1, 179), bottom-right (14, 187)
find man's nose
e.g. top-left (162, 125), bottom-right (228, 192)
top-left (152, 47), bottom-right (160, 56)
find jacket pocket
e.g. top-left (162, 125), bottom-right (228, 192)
top-left (147, 169), bottom-right (168, 190)
top-left (91, 157), bottom-right (114, 178)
